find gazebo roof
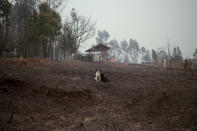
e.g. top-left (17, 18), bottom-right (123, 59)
top-left (86, 43), bottom-right (111, 52)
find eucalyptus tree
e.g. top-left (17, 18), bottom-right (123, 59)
top-left (108, 39), bottom-right (121, 62)
top-left (141, 46), bottom-right (146, 61)
top-left (123, 54), bottom-right (129, 63)
top-left (8, 0), bottom-right (38, 57)
top-left (128, 38), bottom-right (140, 63)
top-left (172, 46), bottom-right (183, 63)
top-left (96, 30), bottom-right (110, 44)
top-left (37, 2), bottom-right (61, 58)
top-left (144, 49), bottom-right (151, 61)
top-left (120, 40), bottom-right (128, 53)
top-left (0, 0), bottom-right (11, 56)
top-left (58, 24), bottom-right (76, 60)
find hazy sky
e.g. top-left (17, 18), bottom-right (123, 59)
top-left (62, 0), bottom-right (197, 58)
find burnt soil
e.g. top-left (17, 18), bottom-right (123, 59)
top-left (0, 60), bottom-right (197, 131)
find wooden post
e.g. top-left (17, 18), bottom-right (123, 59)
top-left (164, 59), bottom-right (166, 69)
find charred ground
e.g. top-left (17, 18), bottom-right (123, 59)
top-left (0, 60), bottom-right (197, 131)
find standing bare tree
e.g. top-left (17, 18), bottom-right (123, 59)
top-left (66, 8), bottom-right (96, 54)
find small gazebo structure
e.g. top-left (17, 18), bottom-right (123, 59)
top-left (85, 43), bottom-right (111, 62)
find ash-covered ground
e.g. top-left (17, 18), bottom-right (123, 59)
top-left (0, 60), bottom-right (197, 131)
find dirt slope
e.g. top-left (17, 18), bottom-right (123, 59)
top-left (0, 60), bottom-right (197, 131)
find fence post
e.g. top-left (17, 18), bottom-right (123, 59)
top-left (164, 59), bottom-right (166, 69)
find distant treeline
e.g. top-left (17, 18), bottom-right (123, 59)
top-left (95, 30), bottom-right (185, 64)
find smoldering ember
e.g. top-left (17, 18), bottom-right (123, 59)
top-left (0, 0), bottom-right (197, 130)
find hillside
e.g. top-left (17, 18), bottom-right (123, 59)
top-left (0, 59), bottom-right (197, 131)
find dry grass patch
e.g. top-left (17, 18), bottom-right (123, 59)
top-left (0, 57), bottom-right (49, 66)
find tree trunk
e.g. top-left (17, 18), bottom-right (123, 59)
top-left (64, 50), bottom-right (66, 60)
top-left (51, 42), bottom-right (54, 61)
top-left (0, 18), bottom-right (5, 57)
top-left (42, 38), bottom-right (48, 59)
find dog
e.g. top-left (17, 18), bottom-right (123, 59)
top-left (95, 68), bottom-right (109, 83)
top-left (95, 68), bottom-right (101, 82)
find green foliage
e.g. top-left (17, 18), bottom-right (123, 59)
top-left (0, 0), bottom-right (74, 59)
top-left (38, 2), bottom-right (62, 39)
top-left (29, 10), bottom-right (40, 43)
top-left (0, 0), bottom-right (11, 18)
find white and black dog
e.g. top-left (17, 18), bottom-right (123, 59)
top-left (95, 68), bottom-right (109, 83)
